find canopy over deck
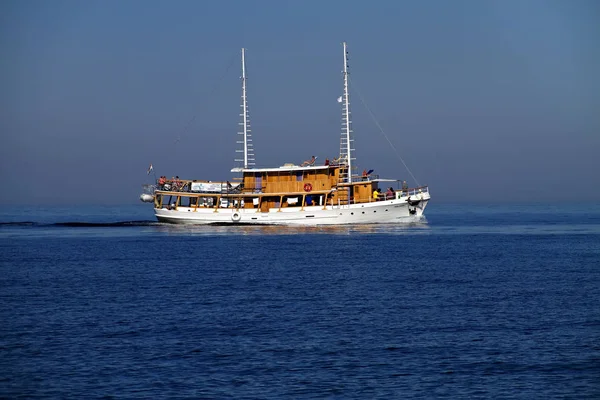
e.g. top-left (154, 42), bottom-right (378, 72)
top-left (231, 164), bottom-right (331, 173)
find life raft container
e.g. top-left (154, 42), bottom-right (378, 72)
top-left (408, 196), bottom-right (422, 206)
top-left (139, 194), bottom-right (154, 203)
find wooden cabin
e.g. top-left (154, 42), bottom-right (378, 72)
top-left (152, 163), bottom-right (396, 212)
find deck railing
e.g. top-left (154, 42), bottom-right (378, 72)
top-left (153, 179), bottom-right (429, 205)
top-left (332, 185), bottom-right (429, 206)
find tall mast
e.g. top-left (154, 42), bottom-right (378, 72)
top-left (236, 48), bottom-right (255, 169)
top-left (340, 41), bottom-right (354, 183)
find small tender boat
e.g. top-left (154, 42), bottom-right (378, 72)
top-left (140, 43), bottom-right (430, 225)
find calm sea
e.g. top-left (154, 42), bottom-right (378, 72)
top-left (1, 204), bottom-right (599, 399)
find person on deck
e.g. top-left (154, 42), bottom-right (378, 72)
top-left (362, 169), bottom-right (369, 180)
top-left (386, 187), bottom-right (395, 199)
top-left (373, 188), bottom-right (380, 201)
top-left (402, 180), bottom-right (409, 195)
top-left (301, 156), bottom-right (316, 167)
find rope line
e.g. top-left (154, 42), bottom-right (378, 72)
top-left (173, 52), bottom-right (238, 146)
top-left (147, 52), bottom-right (238, 176)
top-left (348, 76), bottom-right (420, 187)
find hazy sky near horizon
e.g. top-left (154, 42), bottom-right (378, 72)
top-left (1, 0), bottom-right (599, 204)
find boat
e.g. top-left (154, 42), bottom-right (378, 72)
top-left (140, 43), bottom-right (430, 225)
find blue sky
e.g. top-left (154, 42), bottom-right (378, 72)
top-left (1, 0), bottom-right (598, 204)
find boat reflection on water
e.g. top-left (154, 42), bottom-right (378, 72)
top-left (148, 217), bottom-right (430, 236)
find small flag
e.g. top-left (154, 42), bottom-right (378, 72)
top-left (147, 164), bottom-right (153, 175)
top-left (337, 96), bottom-right (343, 103)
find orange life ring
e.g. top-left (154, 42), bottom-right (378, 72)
top-left (303, 183), bottom-right (313, 192)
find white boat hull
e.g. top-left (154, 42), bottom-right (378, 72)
top-left (154, 196), bottom-right (429, 226)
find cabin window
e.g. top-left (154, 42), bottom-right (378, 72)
top-left (296, 172), bottom-right (303, 182)
top-left (255, 176), bottom-right (262, 191)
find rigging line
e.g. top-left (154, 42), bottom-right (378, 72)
top-left (147, 52), bottom-right (237, 176)
top-left (173, 52), bottom-right (238, 146)
top-left (348, 75), bottom-right (421, 187)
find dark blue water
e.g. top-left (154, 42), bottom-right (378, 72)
top-left (1, 204), bottom-right (599, 398)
